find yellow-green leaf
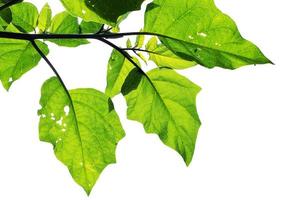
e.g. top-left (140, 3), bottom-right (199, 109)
top-left (145, 0), bottom-right (271, 69)
top-left (0, 24), bottom-right (49, 90)
top-left (146, 37), bottom-right (196, 69)
top-left (106, 49), bottom-right (140, 97)
top-left (39, 77), bottom-right (125, 194)
top-left (122, 68), bottom-right (201, 165)
top-left (38, 3), bottom-right (52, 32)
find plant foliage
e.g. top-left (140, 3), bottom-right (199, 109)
top-left (0, 0), bottom-right (271, 195)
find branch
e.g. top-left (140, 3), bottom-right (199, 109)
top-left (0, 31), bottom-right (174, 41)
top-left (0, 0), bottom-right (20, 11)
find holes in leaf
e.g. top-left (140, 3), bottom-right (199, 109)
top-left (197, 32), bottom-right (207, 37)
top-left (64, 105), bottom-right (70, 116)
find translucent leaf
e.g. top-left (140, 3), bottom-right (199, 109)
top-left (60, 0), bottom-right (108, 24)
top-left (146, 37), bottom-right (196, 69)
top-left (39, 77), bottom-right (125, 194)
top-left (10, 2), bottom-right (38, 32)
top-left (0, 24), bottom-right (49, 90)
top-left (106, 49), bottom-right (140, 97)
top-left (48, 11), bottom-right (89, 47)
top-left (122, 68), bottom-right (201, 165)
top-left (145, 0), bottom-right (272, 69)
top-left (38, 3), bottom-right (52, 32)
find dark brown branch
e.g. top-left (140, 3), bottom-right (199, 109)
top-left (0, 31), bottom-right (174, 41)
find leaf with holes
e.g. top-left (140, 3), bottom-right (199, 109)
top-left (0, 24), bottom-right (49, 90)
top-left (38, 77), bottom-right (125, 194)
top-left (145, 0), bottom-right (271, 69)
top-left (0, 0), bottom-right (272, 196)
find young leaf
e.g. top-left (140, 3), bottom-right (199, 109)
top-left (39, 77), bottom-right (125, 195)
top-left (135, 30), bottom-right (145, 48)
top-left (122, 68), bottom-right (201, 165)
top-left (48, 11), bottom-right (89, 47)
top-left (106, 49), bottom-right (140, 97)
top-left (0, 24), bottom-right (49, 90)
top-left (126, 39), bottom-right (132, 48)
top-left (144, 0), bottom-right (271, 69)
top-left (146, 37), bottom-right (196, 69)
top-left (10, 2), bottom-right (38, 32)
top-left (38, 3), bottom-right (52, 32)
top-left (84, 0), bottom-right (144, 25)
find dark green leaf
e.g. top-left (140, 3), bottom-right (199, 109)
top-left (85, 0), bottom-right (144, 25)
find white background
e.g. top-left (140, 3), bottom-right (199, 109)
top-left (0, 0), bottom-right (300, 199)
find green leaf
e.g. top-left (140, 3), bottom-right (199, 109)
top-left (146, 37), bottom-right (196, 69)
top-left (135, 30), bottom-right (145, 48)
top-left (38, 3), bottom-right (52, 32)
top-left (80, 20), bottom-right (102, 33)
top-left (106, 49), bottom-right (140, 97)
top-left (0, 24), bottom-right (49, 90)
top-left (48, 11), bottom-right (89, 47)
top-left (10, 2), bottom-right (38, 32)
top-left (122, 68), bottom-right (201, 165)
top-left (144, 0), bottom-right (271, 69)
top-left (38, 77), bottom-right (125, 195)
top-left (84, 0), bottom-right (144, 25)
top-left (126, 39), bottom-right (132, 48)
top-left (60, 0), bottom-right (105, 24)
top-left (0, 16), bottom-right (7, 29)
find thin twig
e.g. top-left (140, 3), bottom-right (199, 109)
top-left (30, 40), bottom-right (71, 101)
top-left (122, 48), bottom-right (156, 54)
top-left (97, 37), bottom-right (160, 92)
top-left (95, 24), bottom-right (105, 34)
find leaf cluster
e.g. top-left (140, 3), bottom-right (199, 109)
top-left (0, 0), bottom-right (271, 195)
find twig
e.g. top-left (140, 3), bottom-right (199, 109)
top-left (30, 40), bottom-right (71, 101)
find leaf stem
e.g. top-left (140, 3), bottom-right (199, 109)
top-left (97, 37), bottom-right (160, 93)
top-left (122, 48), bottom-right (156, 54)
top-left (30, 40), bottom-right (71, 101)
